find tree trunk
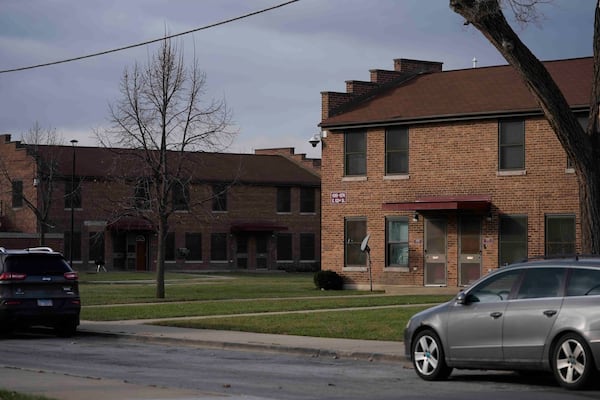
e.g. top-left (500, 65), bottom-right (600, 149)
top-left (450, 0), bottom-right (600, 254)
top-left (155, 216), bottom-right (167, 298)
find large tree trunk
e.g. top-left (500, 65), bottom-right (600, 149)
top-left (450, 0), bottom-right (600, 254)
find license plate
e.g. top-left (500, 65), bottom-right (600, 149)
top-left (37, 299), bottom-right (53, 307)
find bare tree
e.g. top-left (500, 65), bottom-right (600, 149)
top-left (99, 37), bottom-right (235, 298)
top-left (0, 122), bottom-right (65, 245)
top-left (450, 0), bottom-right (600, 254)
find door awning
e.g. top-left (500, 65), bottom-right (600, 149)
top-left (107, 216), bottom-right (156, 231)
top-left (230, 222), bottom-right (288, 233)
top-left (382, 195), bottom-right (491, 212)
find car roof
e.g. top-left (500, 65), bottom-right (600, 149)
top-left (504, 256), bottom-right (600, 270)
top-left (0, 247), bottom-right (64, 256)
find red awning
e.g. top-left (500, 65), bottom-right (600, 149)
top-left (230, 222), bottom-right (288, 233)
top-left (383, 195), bottom-right (491, 212)
top-left (107, 217), bottom-right (155, 231)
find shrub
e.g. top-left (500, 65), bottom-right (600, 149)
top-left (313, 270), bottom-right (344, 290)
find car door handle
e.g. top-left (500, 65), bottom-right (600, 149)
top-left (543, 310), bottom-right (557, 317)
top-left (490, 312), bottom-right (503, 319)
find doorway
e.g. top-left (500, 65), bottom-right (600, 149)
top-left (425, 218), bottom-right (447, 286)
top-left (459, 216), bottom-right (482, 286)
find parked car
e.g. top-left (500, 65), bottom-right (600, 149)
top-left (404, 257), bottom-right (600, 390)
top-left (0, 247), bottom-right (80, 336)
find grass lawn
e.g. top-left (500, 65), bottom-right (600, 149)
top-left (78, 271), bottom-right (454, 341)
top-left (0, 390), bottom-right (56, 400)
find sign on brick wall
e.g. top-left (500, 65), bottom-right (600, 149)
top-left (331, 191), bottom-right (347, 204)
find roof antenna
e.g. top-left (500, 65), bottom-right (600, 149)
top-left (472, 57), bottom-right (478, 68)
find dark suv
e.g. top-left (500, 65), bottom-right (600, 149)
top-left (0, 247), bottom-right (80, 336)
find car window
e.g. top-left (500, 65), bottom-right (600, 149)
top-left (516, 268), bottom-right (566, 299)
top-left (467, 270), bottom-right (521, 303)
top-left (567, 268), bottom-right (600, 296)
top-left (5, 255), bottom-right (71, 275)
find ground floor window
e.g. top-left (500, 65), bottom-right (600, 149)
top-left (345, 217), bottom-right (367, 267)
top-left (386, 217), bottom-right (408, 267)
top-left (64, 231), bottom-right (81, 262)
top-left (185, 232), bottom-right (202, 261)
top-left (88, 232), bottom-right (105, 263)
top-left (277, 233), bottom-right (292, 261)
top-left (545, 214), bottom-right (576, 256)
top-left (211, 233), bottom-right (228, 261)
top-left (499, 215), bottom-right (527, 266)
top-left (165, 232), bottom-right (175, 261)
top-left (300, 233), bottom-right (315, 261)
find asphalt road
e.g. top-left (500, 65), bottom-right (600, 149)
top-left (1, 330), bottom-right (598, 400)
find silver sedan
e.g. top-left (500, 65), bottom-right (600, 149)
top-left (404, 258), bottom-right (600, 390)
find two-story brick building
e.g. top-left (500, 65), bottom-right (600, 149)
top-left (0, 135), bottom-right (321, 272)
top-left (319, 57), bottom-right (590, 290)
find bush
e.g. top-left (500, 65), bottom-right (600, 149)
top-left (313, 270), bottom-right (344, 290)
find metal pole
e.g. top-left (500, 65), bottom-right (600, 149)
top-left (69, 139), bottom-right (78, 267)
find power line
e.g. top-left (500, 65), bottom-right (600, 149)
top-left (0, 0), bottom-right (300, 74)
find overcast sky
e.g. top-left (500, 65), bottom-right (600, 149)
top-left (0, 0), bottom-right (594, 158)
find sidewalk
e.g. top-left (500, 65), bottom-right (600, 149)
top-left (78, 319), bottom-right (408, 363)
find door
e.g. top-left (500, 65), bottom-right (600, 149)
top-left (236, 235), bottom-right (248, 269)
top-left (135, 235), bottom-right (147, 271)
top-left (425, 219), bottom-right (447, 286)
top-left (459, 216), bottom-right (482, 286)
top-left (502, 268), bottom-right (566, 363)
top-left (255, 235), bottom-right (268, 269)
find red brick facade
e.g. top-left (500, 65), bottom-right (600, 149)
top-left (0, 135), bottom-right (321, 273)
top-left (319, 57), bottom-right (589, 290)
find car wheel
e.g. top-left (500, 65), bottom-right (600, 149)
top-left (55, 318), bottom-right (78, 338)
top-left (552, 333), bottom-right (595, 390)
top-left (412, 329), bottom-right (452, 381)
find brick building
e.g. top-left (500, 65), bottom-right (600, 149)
top-left (0, 135), bottom-right (321, 272)
top-left (318, 57), bottom-right (591, 290)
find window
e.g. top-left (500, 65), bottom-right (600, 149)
top-left (88, 232), bottom-right (105, 263)
top-left (300, 187), bottom-right (315, 213)
top-left (64, 231), bottom-right (81, 261)
top-left (65, 180), bottom-right (81, 209)
top-left (277, 187), bottom-right (291, 213)
top-left (185, 233), bottom-right (202, 261)
top-left (172, 181), bottom-right (189, 211)
top-left (567, 268), bottom-right (600, 296)
top-left (212, 183), bottom-right (228, 212)
top-left (211, 233), bottom-right (228, 261)
top-left (300, 233), bottom-right (315, 261)
top-left (12, 180), bottom-right (23, 208)
top-left (516, 268), bottom-right (566, 299)
top-left (134, 178), bottom-right (151, 210)
top-left (387, 217), bottom-right (409, 267)
top-left (545, 215), bottom-right (576, 256)
top-left (499, 120), bottom-right (525, 170)
top-left (385, 127), bottom-right (408, 174)
top-left (165, 232), bottom-right (175, 261)
top-left (345, 218), bottom-right (367, 267)
top-left (344, 130), bottom-right (366, 176)
top-left (499, 215), bottom-right (527, 265)
top-left (277, 234), bottom-right (292, 261)
top-left (467, 269), bottom-right (521, 303)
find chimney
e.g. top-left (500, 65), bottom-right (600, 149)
top-left (394, 58), bottom-right (443, 74)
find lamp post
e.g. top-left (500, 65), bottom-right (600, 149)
top-left (69, 139), bottom-right (78, 267)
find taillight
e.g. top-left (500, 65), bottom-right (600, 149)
top-left (0, 272), bottom-right (27, 281)
top-left (64, 272), bottom-right (78, 280)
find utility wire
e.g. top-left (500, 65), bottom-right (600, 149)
top-left (0, 0), bottom-right (300, 74)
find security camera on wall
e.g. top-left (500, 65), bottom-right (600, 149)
top-left (309, 133), bottom-right (320, 148)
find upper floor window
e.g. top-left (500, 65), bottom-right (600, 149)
top-left (499, 215), bottom-right (527, 266)
top-left (545, 214), bottom-right (576, 257)
top-left (385, 127), bottom-right (408, 175)
top-left (499, 120), bottom-right (524, 170)
top-left (344, 130), bottom-right (366, 176)
top-left (300, 187), bottom-right (315, 213)
top-left (134, 178), bottom-right (151, 210)
top-left (212, 183), bottom-right (228, 212)
top-left (345, 217), bottom-right (367, 267)
top-left (172, 181), bottom-right (189, 211)
top-left (65, 180), bottom-right (81, 209)
top-left (386, 217), bottom-right (409, 267)
top-left (277, 187), bottom-right (291, 213)
top-left (12, 180), bottom-right (23, 208)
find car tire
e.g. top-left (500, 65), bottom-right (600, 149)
top-left (552, 333), bottom-right (595, 390)
top-left (412, 329), bottom-right (452, 381)
top-left (55, 318), bottom-right (78, 338)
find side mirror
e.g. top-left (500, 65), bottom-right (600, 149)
top-left (456, 292), bottom-right (467, 305)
